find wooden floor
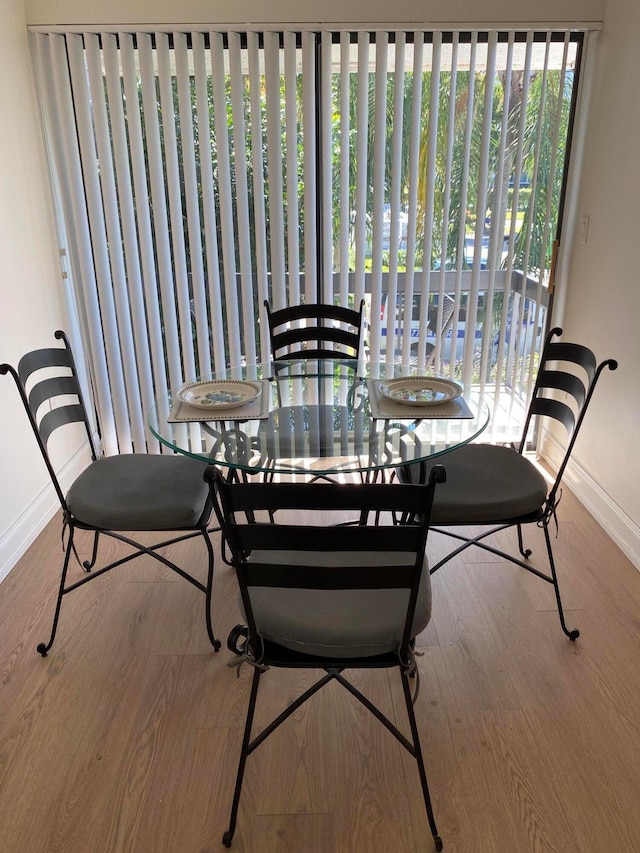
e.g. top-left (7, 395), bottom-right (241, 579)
top-left (1, 487), bottom-right (640, 853)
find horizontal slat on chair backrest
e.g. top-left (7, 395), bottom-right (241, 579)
top-left (269, 303), bottom-right (361, 325)
top-left (17, 347), bottom-right (74, 385)
top-left (544, 341), bottom-right (597, 381)
top-left (222, 481), bottom-right (432, 516)
top-left (231, 521), bottom-right (424, 553)
top-left (274, 347), bottom-right (358, 361)
top-left (529, 397), bottom-right (576, 434)
top-left (536, 369), bottom-right (586, 405)
top-left (39, 405), bottom-right (88, 448)
top-left (241, 559), bottom-right (416, 590)
top-left (28, 376), bottom-right (82, 415)
top-left (272, 327), bottom-right (359, 351)
top-left (530, 366), bottom-right (588, 435)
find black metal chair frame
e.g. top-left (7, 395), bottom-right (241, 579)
top-left (263, 298), bottom-right (365, 363)
top-left (402, 327), bottom-right (617, 641)
top-left (261, 300), bottom-right (365, 486)
top-left (1, 330), bottom-right (221, 656)
top-left (207, 467), bottom-right (446, 851)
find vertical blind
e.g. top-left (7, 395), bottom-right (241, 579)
top-left (32, 28), bottom-right (587, 453)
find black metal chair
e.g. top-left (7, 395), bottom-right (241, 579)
top-left (206, 466), bottom-right (447, 851)
top-left (261, 300), bottom-right (366, 487)
top-left (263, 299), bottom-right (365, 363)
top-left (396, 327), bottom-right (617, 641)
top-left (1, 330), bottom-right (221, 656)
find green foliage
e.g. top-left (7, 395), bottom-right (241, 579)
top-left (146, 37), bottom-right (575, 291)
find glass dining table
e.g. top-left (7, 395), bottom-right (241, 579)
top-left (148, 359), bottom-right (490, 480)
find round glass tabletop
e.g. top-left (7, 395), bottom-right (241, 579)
top-left (148, 359), bottom-right (490, 476)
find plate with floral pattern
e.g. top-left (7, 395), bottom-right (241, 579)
top-left (377, 377), bottom-right (462, 407)
top-left (177, 380), bottom-right (262, 411)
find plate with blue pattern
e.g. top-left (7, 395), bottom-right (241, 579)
top-left (177, 380), bottom-right (262, 411)
top-left (378, 376), bottom-right (462, 406)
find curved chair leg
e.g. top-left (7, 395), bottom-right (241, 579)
top-left (223, 666), bottom-right (262, 847)
top-left (220, 532), bottom-right (234, 567)
top-left (543, 522), bottom-right (580, 641)
top-left (82, 530), bottom-right (101, 570)
top-left (38, 526), bottom-right (76, 657)
top-left (202, 530), bottom-right (221, 651)
top-left (516, 523), bottom-right (532, 559)
top-left (400, 670), bottom-right (443, 851)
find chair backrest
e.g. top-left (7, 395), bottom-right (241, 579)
top-left (519, 326), bottom-right (617, 498)
top-left (207, 466), bottom-right (445, 659)
top-left (263, 300), bottom-right (365, 362)
top-left (0, 330), bottom-right (97, 509)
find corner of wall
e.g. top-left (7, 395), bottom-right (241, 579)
top-left (0, 442), bottom-right (92, 584)
top-left (539, 431), bottom-right (640, 573)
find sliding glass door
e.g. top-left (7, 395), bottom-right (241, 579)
top-left (32, 27), bottom-right (587, 452)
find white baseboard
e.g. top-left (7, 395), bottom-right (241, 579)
top-left (539, 434), bottom-right (640, 572)
top-left (0, 445), bottom-right (92, 584)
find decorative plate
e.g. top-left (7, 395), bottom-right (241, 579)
top-left (378, 377), bottom-right (462, 407)
top-left (177, 380), bottom-right (262, 411)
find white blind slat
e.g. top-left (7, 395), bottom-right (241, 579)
top-left (301, 31), bottom-right (317, 304)
top-left (416, 33), bottom-right (441, 368)
top-left (283, 32), bottom-right (301, 308)
top-left (458, 34), bottom-right (479, 391)
top-left (354, 32), bottom-right (370, 310)
top-left (228, 32), bottom-right (257, 370)
top-left (401, 32), bottom-right (425, 367)
top-left (86, 33), bottom-right (145, 451)
top-left (210, 32), bottom-right (242, 367)
top-left (120, 32), bottom-right (169, 434)
top-left (321, 32), bottom-right (333, 304)
top-left (264, 31), bottom-right (287, 310)
top-left (103, 34), bottom-right (158, 449)
top-left (67, 34), bottom-right (133, 451)
top-left (338, 33), bottom-right (351, 309)
top-left (247, 32), bottom-right (271, 362)
top-left (136, 34), bottom-right (184, 392)
top-left (174, 33), bottom-right (211, 377)
top-left (469, 32), bottom-right (498, 397)
top-left (157, 34), bottom-right (197, 380)
top-left (192, 31), bottom-right (227, 374)
top-left (369, 32), bottom-right (388, 363)
top-left (36, 33), bottom-right (117, 452)
top-left (385, 32), bottom-right (406, 364)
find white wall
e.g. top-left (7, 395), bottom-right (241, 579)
top-left (554, 0), bottom-right (640, 565)
top-left (25, 0), bottom-right (604, 27)
top-left (0, 0), bottom-right (81, 580)
top-left (5, 0), bottom-right (638, 573)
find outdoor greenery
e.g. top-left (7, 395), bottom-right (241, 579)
top-left (157, 36), bottom-right (575, 285)
top-left (136, 33), bottom-right (577, 376)
top-left (327, 61), bottom-right (573, 277)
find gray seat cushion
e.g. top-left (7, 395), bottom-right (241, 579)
top-left (401, 444), bottom-right (548, 525)
top-left (67, 454), bottom-right (210, 530)
top-left (245, 550), bottom-right (431, 658)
